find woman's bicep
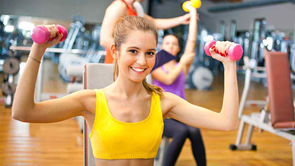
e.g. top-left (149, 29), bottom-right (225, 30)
top-left (165, 93), bottom-right (228, 131)
top-left (14, 90), bottom-right (95, 123)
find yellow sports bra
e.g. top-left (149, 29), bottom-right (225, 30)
top-left (89, 89), bottom-right (164, 159)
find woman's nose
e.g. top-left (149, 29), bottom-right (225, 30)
top-left (137, 54), bottom-right (147, 65)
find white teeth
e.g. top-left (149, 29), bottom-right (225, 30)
top-left (131, 68), bottom-right (144, 72)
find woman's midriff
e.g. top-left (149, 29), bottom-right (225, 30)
top-left (94, 158), bottom-right (154, 166)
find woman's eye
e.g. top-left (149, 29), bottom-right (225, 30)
top-left (129, 50), bottom-right (137, 54)
top-left (146, 52), bottom-right (155, 56)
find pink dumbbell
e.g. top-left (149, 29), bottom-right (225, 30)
top-left (31, 25), bottom-right (67, 44)
top-left (204, 41), bottom-right (243, 61)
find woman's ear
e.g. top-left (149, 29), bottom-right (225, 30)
top-left (110, 43), bottom-right (119, 59)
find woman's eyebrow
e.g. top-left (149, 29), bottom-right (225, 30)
top-left (127, 47), bottom-right (140, 49)
top-left (127, 47), bottom-right (156, 51)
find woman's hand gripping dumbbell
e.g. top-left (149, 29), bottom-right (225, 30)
top-left (182, 0), bottom-right (200, 22)
top-left (31, 25), bottom-right (67, 46)
top-left (29, 25), bottom-right (67, 63)
top-left (204, 41), bottom-right (243, 61)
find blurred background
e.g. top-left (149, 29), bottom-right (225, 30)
top-left (0, 0), bottom-right (294, 165)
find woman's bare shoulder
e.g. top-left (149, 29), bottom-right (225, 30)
top-left (160, 92), bottom-right (181, 115)
top-left (73, 89), bottom-right (97, 112)
top-left (75, 89), bottom-right (96, 97)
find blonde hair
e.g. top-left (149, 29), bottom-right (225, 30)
top-left (112, 16), bottom-right (163, 96)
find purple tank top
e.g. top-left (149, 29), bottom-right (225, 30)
top-left (153, 65), bottom-right (186, 99)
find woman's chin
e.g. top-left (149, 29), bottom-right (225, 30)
top-left (130, 77), bottom-right (146, 83)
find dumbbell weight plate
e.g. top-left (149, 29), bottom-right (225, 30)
top-left (191, 0), bottom-right (201, 9)
top-left (8, 50), bottom-right (17, 57)
top-left (2, 82), bottom-right (16, 96)
top-left (192, 67), bottom-right (213, 90)
top-left (3, 57), bottom-right (20, 75)
top-left (182, 1), bottom-right (192, 12)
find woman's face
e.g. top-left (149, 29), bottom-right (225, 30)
top-left (161, 35), bottom-right (180, 56)
top-left (116, 30), bottom-right (157, 83)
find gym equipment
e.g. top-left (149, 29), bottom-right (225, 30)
top-left (191, 66), bottom-right (213, 90)
top-left (58, 16), bottom-right (86, 82)
top-left (230, 51), bottom-right (295, 166)
top-left (1, 76), bottom-right (16, 107)
top-left (1, 71), bottom-right (18, 108)
top-left (191, 0), bottom-right (202, 8)
top-left (2, 82), bottom-right (16, 96)
top-left (31, 25), bottom-right (67, 44)
top-left (2, 28), bottom-right (24, 57)
top-left (0, 27), bottom-right (23, 107)
top-left (154, 137), bottom-right (169, 166)
top-left (204, 41), bottom-right (243, 61)
top-left (1, 55), bottom-right (20, 108)
top-left (238, 54), bottom-right (295, 119)
top-left (238, 56), bottom-right (268, 118)
top-left (2, 57), bottom-right (20, 75)
top-left (251, 40), bottom-right (265, 70)
top-left (186, 29), bottom-right (217, 90)
top-left (62, 15), bottom-right (85, 51)
top-left (232, 32), bottom-right (250, 67)
top-left (182, 0), bottom-right (202, 12)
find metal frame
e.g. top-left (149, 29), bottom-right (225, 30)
top-left (154, 137), bottom-right (169, 166)
top-left (238, 67), bottom-right (267, 118)
top-left (232, 109), bottom-right (295, 165)
top-left (233, 52), bottom-right (295, 166)
top-left (238, 57), bottom-right (295, 118)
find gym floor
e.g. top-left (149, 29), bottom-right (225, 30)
top-left (0, 58), bottom-right (293, 166)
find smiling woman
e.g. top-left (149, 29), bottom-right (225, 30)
top-left (12, 16), bottom-right (239, 166)
top-left (110, 16), bottom-right (163, 95)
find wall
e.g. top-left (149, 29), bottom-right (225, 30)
top-left (150, 1), bottom-right (295, 39)
top-left (212, 3), bottom-right (295, 39)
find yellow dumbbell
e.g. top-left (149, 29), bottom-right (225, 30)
top-left (182, 0), bottom-right (201, 12)
top-left (191, 0), bottom-right (202, 8)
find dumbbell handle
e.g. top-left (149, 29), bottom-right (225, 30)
top-left (31, 25), bottom-right (67, 44)
top-left (204, 41), bottom-right (243, 61)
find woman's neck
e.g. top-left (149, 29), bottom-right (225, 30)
top-left (111, 75), bottom-right (146, 98)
